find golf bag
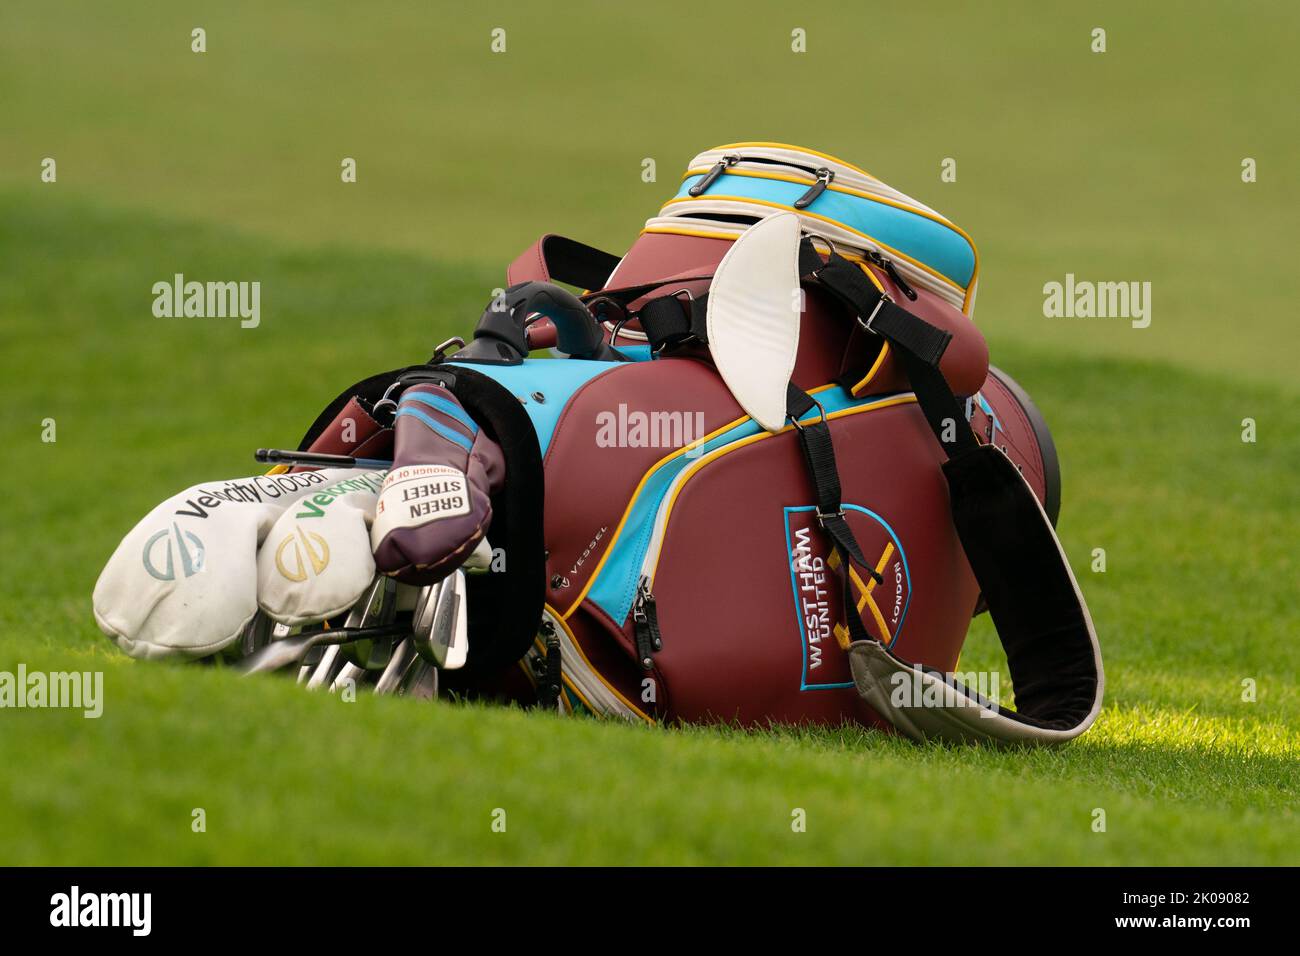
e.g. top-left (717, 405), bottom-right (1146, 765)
top-left (289, 143), bottom-right (1104, 744)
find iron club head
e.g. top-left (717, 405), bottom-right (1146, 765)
top-left (410, 580), bottom-right (444, 666)
top-left (339, 574), bottom-right (400, 670)
top-left (435, 570), bottom-right (469, 671)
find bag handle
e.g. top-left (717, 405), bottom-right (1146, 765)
top-left (506, 234), bottom-right (622, 291)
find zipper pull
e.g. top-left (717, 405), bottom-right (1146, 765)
top-left (688, 155), bottom-right (738, 196)
top-left (866, 251), bottom-right (917, 301)
top-left (883, 259), bottom-right (917, 300)
top-left (632, 576), bottom-right (662, 669)
top-left (793, 167), bottom-right (833, 209)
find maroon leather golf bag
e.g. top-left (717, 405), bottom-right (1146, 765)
top-left (298, 144), bottom-right (1103, 745)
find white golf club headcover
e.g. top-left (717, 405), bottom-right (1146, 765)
top-left (92, 469), bottom-right (363, 661)
top-left (257, 470), bottom-right (386, 626)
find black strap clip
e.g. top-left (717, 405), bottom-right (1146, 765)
top-left (856, 293), bottom-right (892, 334)
top-left (787, 394), bottom-right (827, 433)
top-left (815, 508), bottom-right (845, 529)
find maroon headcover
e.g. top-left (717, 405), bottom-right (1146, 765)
top-left (370, 384), bottom-right (505, 585)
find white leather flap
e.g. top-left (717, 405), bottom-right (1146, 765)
top-left (706, 212), bottom-right (802, 432)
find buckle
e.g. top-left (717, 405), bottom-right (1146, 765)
top-left (787, 395), bottom-right (828, 433)
top-left (856, 293), bottom-right (892, 333)
top-left (815, 509), bottom-right (845, 529)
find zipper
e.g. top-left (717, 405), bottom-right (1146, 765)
top-left (865, 250), bottom-right (918, 300)
top-left (536, 609), bottom-right (647, 722)
top-left (688, 154), bottom-right (739, 196)
top-left (741, 155), bottom-right (832, 178)
top-left (690, 154), bottom-right (836, 208)
top-left (631, 574), bottom-right (662, 670)
top-left (793, 167), bottom-right (833, 209)
top-left (684, 146), bottom-right (970, 249)
top-left (677, 146), bottom-right (974, 308)
top-left (679, 154), bottom-right (943, 303)
top-left (688, 147), bottom-right (932, 211)
top-left (643, 215), bottom-right (967, 311)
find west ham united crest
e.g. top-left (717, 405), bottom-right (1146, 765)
top-left (784, 505), bottom-right (911, 691)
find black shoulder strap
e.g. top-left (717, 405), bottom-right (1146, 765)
top-left (637, 291), bottom-right (710, 351)
top-left (800, 248), bottom-right (1103, 745)
top-left (563, 233), bottom-right (1101, 743)
top-left (786, 384), bottom-right (880, 651)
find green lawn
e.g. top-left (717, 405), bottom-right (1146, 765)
top-left (0, 1), bottom-right (1296, 865)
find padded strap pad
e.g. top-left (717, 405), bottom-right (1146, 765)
top-left (706, 212), bottom-right (802, 431)
top-left (849, 445), bottom-right (1103, 745)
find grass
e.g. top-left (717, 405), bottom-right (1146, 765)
top-left (2, 1), bottom-right (1298, 386)
top-left (0, 1), bottom-right (1296, 865)
top-left (0, 191), bottom-right (1295, 865)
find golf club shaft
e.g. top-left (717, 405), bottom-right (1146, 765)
top-left (256, 448), bottom-right (393, 470)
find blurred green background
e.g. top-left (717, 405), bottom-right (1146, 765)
top-left (0, 1), bottom-right (1295, 864)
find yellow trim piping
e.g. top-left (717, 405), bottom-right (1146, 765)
top-left (848, 261), bottom-right (890, 395)
top-left (560, 383), bottom-right (843, 618)
top-left (679, 165), bottom-right (972, 244)
top-left (641, 226), bottom-right (881, 273)
top-left (545, 604), bottom-right (655, 724)
top-left (644, 394), bottom-right (917, 588)
top-left (661, 195), bottom-right (967, 298)
top-left (859, 259), bottom-right (885, 293)
top-left (675, 145), bottom-right (981, 306)
top-left (851, 343), bottom-right (891, 396)
top-left (704, 142), bottom-right (881, 181)
top-left (563, 409), bottom-right (772, 617)
top-left (640, 225), bottom-right (740, 242)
